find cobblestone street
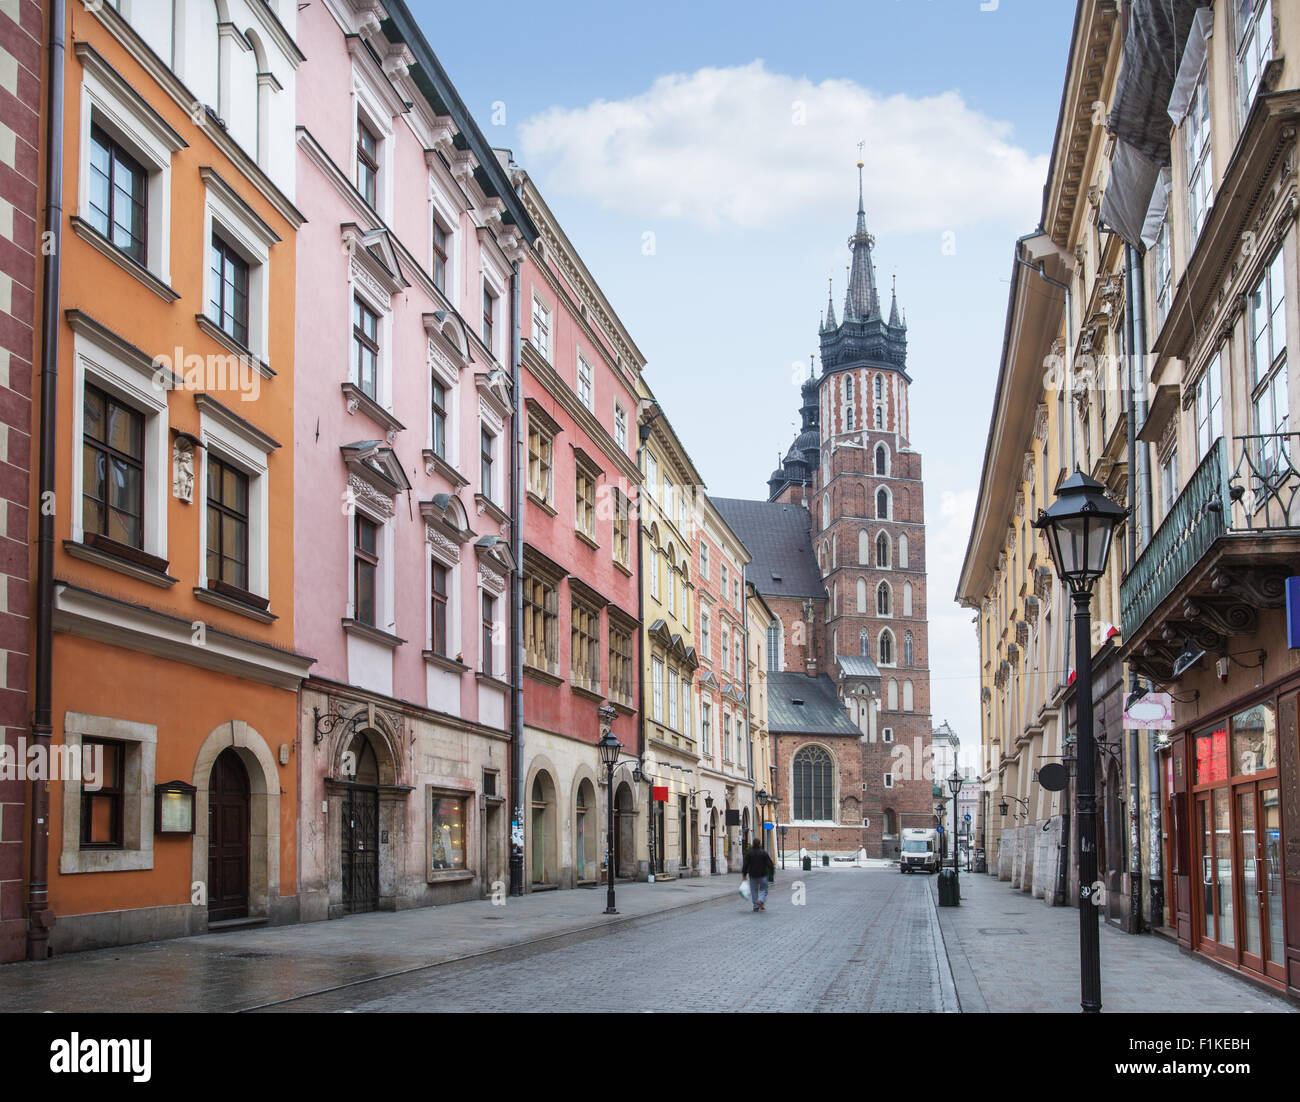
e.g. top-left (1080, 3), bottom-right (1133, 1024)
top-left (257, 869), bottom-right (954, 1013)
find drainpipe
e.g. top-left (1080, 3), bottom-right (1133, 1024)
top-left (636, 422), bottom-right (652, 880)
top-left (508, 254), bottom-right (524, 897)
top-left (1129, 242), bottom-right (1162, 929)
top-left (1123, 244), bottom-right (1144, 935)
top-left (27, 0), bottom-right (65, 961)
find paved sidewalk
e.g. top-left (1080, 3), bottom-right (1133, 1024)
top-left (0, 876), bottom-right (742, 1013)
top-left (935, 870), bottom-right (1296, 1013)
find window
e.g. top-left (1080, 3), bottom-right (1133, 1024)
top-left (482, 284), bottom-right (496, 353)
top-left (481, 593), bottom-right (497, 677)
top-left (88, 123), bottom-right (147, 263)
top-left (1159, 445), bottom-right (1179, 515)
top-left (721, 626), bottom-right (731, 675)
top-left (859, 629), bottom-right (869, 657)
top-left (877, 581), bottom-right (892, 616)
top-left (614, 404), bottom-right (628, 452)
top-left (432, 381), bottom-right (448, 461)
top-left (700, 543), bottom-right (710, 580)
top-left (354, 515), bottom-right (379, 626)
top-left (524, 573), bottom-right (559, 675)
top-left (577, 354), bottom-right (593, 410)
top-left (206, 454), bottom-right (249, 591)
top-left (721, 563), bottom-right (729, 593)
top-left (879, 630), bottom-right (894, 666)
top-left (649, 546), bottom-right (660, 600)
top-left (668, 666), bottom-right (679, 729)
top-left (875, 445), bottom-right (888, 475)
top-left (883, 773), bottom-right (894, 789)
top-left (527, 419), bottom-right (554, 503)
top-left (82, 384), bottom-right (145, 549)
top-left (874, 375), bottom-right (883, 400)
top-left (429, 793), bottom-right (467, 871)
top-left (204, 234), bottom-right (252, 350)
top-left (1249, 251), bottom-right (1288, 476)
top-left (876, 532), bottom-right (889, 567)
top-left (875, 406), bottom-right (883, 430)
top-left (793, 745), bottom-right (833, 821)
top-left (1194, 354), bottom-right (1222, 460)
top-left (733, 578), bottom-right (741, 609)
top-left (766, 619), bottom-right (780, 671)
top-left (481, 427), bottom-right (495, 500)
top-left (80, 738), bottom-right (124, 847)
top-left (432, 219), bottom-right (449, 293)
top-left (652, 656), bottom-right (665, 722)
top-left (609, 621), bottom-right (634, 706)
top-left (702, 701), bottom-right (713, 755)
top-left (876, 489), bottom-right (889, 519)
top-left (532, 296), bottom-right (551, 360)
top-left (845, 376), bottom-right (854, 403)
top-left (356, 116), bottom-right (379, 208)
top-left (575, 461), bottom-right (596, 539)
top-left (431, 562), bottom-right (449, 656)
top-left (571, 601), bottom-right (600, 694)
top-left (734, 638), bottom-right (742, 675)
top-left (612, 488), bottom-right (630, 565)
top-left (1185, 62), bottom-right (1213, 245)
top-left (1154, 213), bottom-right (1173, 327)
top-left (701, 609), bottom-right (711, 656)
top-left (903, 680), bottom-right (914, 712)
top-left (846, 406), bottom-right (854, 430)
top-left (645, 451), bottom-right (658, 499)
top-left (722, 713), bottom-right (732, 762)
top-left (883, 727), bottom-right (894, 744)
top-left (904, 632), bottom-right (914, 667)
top-left (352, 297), bottom-right (379, 400)
top-left (666, 563), bottom-right (677, 617)
top-left (1236, 0), bottom-right (1274, 123)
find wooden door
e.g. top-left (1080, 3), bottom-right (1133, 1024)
top-left (208, 749), bottom-right (250, 921)
top-left (342, 785), bottom-right (379, 913)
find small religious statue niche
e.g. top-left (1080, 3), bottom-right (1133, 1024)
top-left (172, 437), bottom-right (195, 503)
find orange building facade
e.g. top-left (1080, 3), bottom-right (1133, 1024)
top-left (33, 1), bottom-right (310, 953)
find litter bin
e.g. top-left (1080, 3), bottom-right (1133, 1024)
top-left (937, 866), bottom-right (960, 907)
top-left (802, 855), bottom-right (812, 871)
top-left (821, 855), bottom-right (829, 867)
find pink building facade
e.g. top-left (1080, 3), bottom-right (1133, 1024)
top-left (292, 1), bottom-right (533, 918)
top-left (515, 173), bottom-right (645, 888)
top-left (693, 497), bottom-right (754, 874)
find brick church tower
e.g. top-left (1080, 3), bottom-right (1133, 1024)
top-left (719, 161), bottom-right (934, 858)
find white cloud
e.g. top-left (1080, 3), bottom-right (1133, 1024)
top-left (518, 61), bottom-right (1046, 233)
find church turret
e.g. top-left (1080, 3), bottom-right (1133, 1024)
top-left (888, 274), bottom-right (902, 328)
top-left (823, 277), bottom-right (837, 331)
top-left (844, 158), bottom-right (879, 322)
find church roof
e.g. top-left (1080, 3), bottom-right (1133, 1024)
top-left (712, 498), bottom-right (825, 599)
top-left (767, 672), bottom-right (861, 737)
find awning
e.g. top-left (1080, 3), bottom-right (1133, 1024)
top-left (1168, 8), bottom-right (1215, 127)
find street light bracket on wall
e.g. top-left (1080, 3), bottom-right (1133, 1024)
top-left (312, 705), bottom-right (365, 746)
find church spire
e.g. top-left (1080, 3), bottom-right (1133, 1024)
top-left (844, 154), bottom-right (879, 321)
top-left (824, 276), bottom-right (837, 330)
top-left (889, 272), bottom-right (901, 327)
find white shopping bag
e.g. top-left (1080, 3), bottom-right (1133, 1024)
top-left (739, 878), bottom-right (751, 901)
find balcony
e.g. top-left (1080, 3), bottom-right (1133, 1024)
top-left (1120, 434), bottom-right (1300, 681)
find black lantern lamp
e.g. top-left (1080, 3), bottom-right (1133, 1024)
top-left (1033, 469), bottom-right (1127, 1015)
top-left (597, 714), bottom-right (622, 916)
top-left (947, 769), bottom-right (963, 892)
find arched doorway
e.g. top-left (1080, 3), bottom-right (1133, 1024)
top-left (342, 731), bottom-right (380, 914)
top-left (575, 779), bottom-right (597, 882)
top-left (208, 748), bottom-right (249, 921)
top-left (614, 782), bottom-right (634, 878)
top-left (530, 771), bottom-right (556, 886)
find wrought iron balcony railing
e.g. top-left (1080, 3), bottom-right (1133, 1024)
top-left (1120, 432), bottom-right (1300, 640)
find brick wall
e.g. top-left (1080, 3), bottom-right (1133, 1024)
top-left (0, 0), bottom-right (39, 963)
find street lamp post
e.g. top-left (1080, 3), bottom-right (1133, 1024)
top-left (1033, 469), bottom-right (1127, 1014)
top-left (948, 768), bottom-right (963, 898)
top-left (597, 705), bottom-right (622, 916)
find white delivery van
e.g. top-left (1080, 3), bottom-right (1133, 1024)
top-left (899, 827), bottom-right (941, 874)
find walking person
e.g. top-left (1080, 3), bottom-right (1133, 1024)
top-left (742, 838), bottom-right (774, 912)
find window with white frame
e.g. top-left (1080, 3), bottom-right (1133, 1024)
top-left (720, 562), bottom-right (728, 594)
top-left (432, 216), bottom-right (451, 295)
top-left (882, 727), bottom-right (894, 744)
top-left (577, 354), bottom-right (594, 410)
top-left (652, 656), bottom-right (665, 723)
top-left (883, 773), bottom-right (894, 789)
top-left (1194, 353), bottom-right (1223, 461)
top-left (198, 395), bottom-right (273, 606)
top-left (702, 701), bottom-right (712, 755)
top-left (614, 403), bottom-right (628, 452)
top-left (721, 625), bottom-right (731, 675)
top-left (649, 545), bottom-right (660, 601)
top-left (682, 680), bottom-right (692, 739)
top-left (575, 455), bottom-right (598, 540)
top-left (202, 170), bottom-right (276, 365)
top-left (355, 113), bottom-right (380, 210)
top-left (1249, 250), bottom-right (1289, 476)
top-left (352, 295), bottom-right (380, 401)
top-left (722, 712), bottom-right (732, 762)
top-left (480, 424), bottom-right (497, 503)
top-left (482, 283), bottom-right (497, 357)
top-left (1236, 0), bottom-right (1274, 124)
top-left (879, 629), bottom-right (894, 666)
top-left (75, 44), bottom-right (184, 289)
top-left (668, 666), bottom-right (679, 729)
top-left (701, 609), bottom-right (711, 656)
top-left (1154, 213), bottom-right (1173, 327)
top-left (644, 451), bottom-right (658, 502)
top-left (531, 295), bottom-right (552, 361)
top-left (1185, 61), bottom-right (1213, 246)
top-left (613, 488), bottom-right (630, 566)
top-left (71, 318), bottom-right (169, 569)
top-left (700, 542), bottom-right (710, 580)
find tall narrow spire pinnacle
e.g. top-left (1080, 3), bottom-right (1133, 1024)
top-left (889, 272), bottom-right (901, 327)
top-left (824, 276), bottom-right (837, 330)
top-left (845, 156), bottom-right (879, 320)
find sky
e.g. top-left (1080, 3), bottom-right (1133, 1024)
top-left (409, 0), bottom-right (1080, 759)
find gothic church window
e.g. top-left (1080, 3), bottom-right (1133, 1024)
top-left (877, 581), bottom-right (891, 616)
top-left (876, 532), bottom-right (889, 567)
top-left (879, 629), bottom-right (894, 665)
top-left (793, 745), bottom-right (834, 821)
top-left (876, 488), bottom-right (889, 519)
